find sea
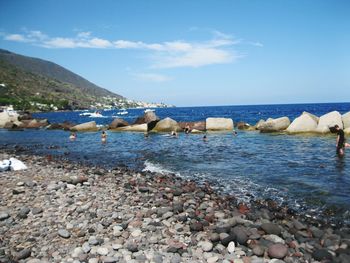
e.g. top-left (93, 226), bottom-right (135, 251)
top-left (1, 102), bottom-right (350, 225)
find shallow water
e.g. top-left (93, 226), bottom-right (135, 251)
top-left (1, 102), bottom-right (350, 225)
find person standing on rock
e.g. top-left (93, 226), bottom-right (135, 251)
top-left (334, 125), bottom-right (350, 156)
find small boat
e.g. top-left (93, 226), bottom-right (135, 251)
top-left (79, 111), bottom-right (104, 117)
top-left (116, 110), bottom-right (128, 115)
top-left (144, 109), bottom-right (155, 113)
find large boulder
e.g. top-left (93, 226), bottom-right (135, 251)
top-left (111, 124), bottom-right (147, 132)
top-left (25, 119), bottom-right (49, 129)
top-left (206, 118), bottom-right (234, 131)
top-left (342, 111), bottom-right (350, 129)
top-left (287, 114), bottom-right (318, 133)
top-left (0, 111), bottom-right (19, 128)
top-left (315, 111), bottom-right (343, 133)
top-left (47, 121), bottom-right (75, 130)
top-left (71, 121), bottom-right (98, 132)
top-left (134, 111), bottom-right (159, 124)
top-left (134, 111), bottom-right (160, 131)
top-left (179, 121), bottom-right (206, 131)
top-left (109, 118), bottom-right (129, 129)
top-left (345, 128), bottom-right (350, 135)
top-left (258, 117), bottom-right (290, 133)
top-left (236, 121), bottom-right (251, 130)
top-left (302, 111), bottom-right (319, 123)
top-left (255, 119), bottom-right (266, 130)
top-left (152, 117), bottom-right (181, 132)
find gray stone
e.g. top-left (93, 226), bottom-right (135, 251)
top-left (0, 212), bottom-right (10, 220)
top-left (97, 247), bottom-right (109, 256)
top-left (252, 245), bottom-right (265, 256)
top-left (58, 229), bottom-right (71, 238)
top-left (261, 223), bottom-right (281, 236)
top-left (32, 207), bottom-right (43, 215)
top-left (312, 249), bottom-right (333, 261)
top-left (199, 241), bottom-right (213, 252)
top-left (18, 206), bottom-right (30, 219)
top-left (15, 248), bottom-right (31, 260)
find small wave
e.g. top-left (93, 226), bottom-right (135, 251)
top-left (143, 160), bottom-right (180, 176)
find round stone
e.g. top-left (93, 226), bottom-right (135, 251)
top-left (97, 247), bottom-right (109, 256)
top-left (227, 241), bottom-right (235, 254)
top-left (58, 229), bottom-right (71, 238)
top-left (199, 241), bottom-right (213, 252)
top-left (0, 212), bottom-right (10, 221)
top-left (268, 244), bottom-right (288, 259)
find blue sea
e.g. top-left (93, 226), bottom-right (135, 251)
top-left (1, 102), bottom-right (350, 225)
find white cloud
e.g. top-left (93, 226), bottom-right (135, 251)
top-left (133, 73), bottom-right (172, 82)
top-left (3, 29), bottom-right (258, 68)
top-left (4, 34), bottom-right (30, 42)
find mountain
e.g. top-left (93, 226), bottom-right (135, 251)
top-left (0, 49), bottom-right (123, 110)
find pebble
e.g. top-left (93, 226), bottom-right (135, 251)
top-left (97, 247), bottom-right (109, 256)
top-left (268, 244), bottom-right (288, 259)
top-left (261, 223), bottom-right (281, 236)
top-left (58, 229), bottom-right (71, 238)
top-left (0, 211), bottom-right (10, 220)
top-left (199, 241), bottom-right (214, 252)
top-left (227, 241), bottom-right (235, 254)
top-left (15, 248), bottom-right (31, 260)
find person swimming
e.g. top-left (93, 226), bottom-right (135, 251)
top-left (203, 134), bottom-right (208, 141)
top-left (69, 132), bottom-right (77, 140)
top-left (101, 131), bottom-right (107, 143)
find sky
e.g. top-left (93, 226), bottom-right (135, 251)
top-left (0, 0), bottom-right (349, 106)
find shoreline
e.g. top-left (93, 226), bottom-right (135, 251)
top-left (1, 149), bottom-right (349, 262)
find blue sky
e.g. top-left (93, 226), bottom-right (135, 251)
top-left (0, 0), bottom-right (349, 106)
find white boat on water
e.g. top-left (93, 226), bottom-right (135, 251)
top-left (116, 110), bottom-right (128, 115)
top-left (144, 109), bottom-right (155, 113)
top-left (79, 111), bottom-right (104, 118)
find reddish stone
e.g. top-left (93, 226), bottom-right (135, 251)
top-left (238, 203), bottom-right (250, 214)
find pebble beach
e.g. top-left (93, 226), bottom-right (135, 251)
top-left (1, 149), bottom-right (349, 263)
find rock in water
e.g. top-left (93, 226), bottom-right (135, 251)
top-left (152, 117), bottom-right (181, 132)
top-left (206, 117), bottom-right (234, 131)
top-left (71, 121), bottom-right (98, 132)
top-left (315, 111), bottom-right (343, 133)
top-left (342, 111), bottom-right (350, 129)
top-left (287, 113), bottom-right (318, 133)
top-left (111, 124), bottom-right (148, 132)
top-left (109, 118), bottom-right (129, 129)
top-left (258, 117), bottom-right (290, 132)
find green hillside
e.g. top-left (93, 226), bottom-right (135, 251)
top-left (0, 49), bottom-right (123, 110)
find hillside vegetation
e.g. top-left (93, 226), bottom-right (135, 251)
top-left (0, 49), bottom-right (123, 110)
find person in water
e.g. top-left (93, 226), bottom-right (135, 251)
top-left (171, 131), bottom-right (178, 137)
top-left (184, 123), bottom-right (191, 134)
top-left (69, 132), bottom-right (76, 140)
top-left (101, 131), bottom-right (107, 143)
top-left (334, 125), bottom-right (350, 156)
top-left (203, 134), bottom-right (208, 141)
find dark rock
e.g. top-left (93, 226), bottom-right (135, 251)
top-left (14, 248), bottom-right (31, 260)
top-left (173, 202), bottom-right (184, 213)
top-left (261, 223), bottom-right (281, 236)
top-left (109, 118), bottom-right (129, 129)
top-left (32, 207), bottom-right (43, 215)
top-left (0, 212), bottom-right (10, 221)
top-left (221, 234), bottom-right (235, 246)
top-left (178, 121), bottom-right (206, 132)
top-left (236, 121), bottom-right (251, 130)
top-left (268, 243), bottom-right (288, 259)
top-left (18, 207), bottom-right (30, 219)
top-left (190, 222), bottom-right (204, 232)
top-left (12, 188), bottom-right (25, 194)
top-left (312, 249), bottom-right (333, 261)
top-left (215, 224), bottom-right (231, 234)
top-left (134, 111), bottom-right (159, 125)
top-left (126, 242), bottom-right (138, 252)
top-left (252, 245), bottom-right (265, 256)
top-left (232, 226), bottom-right (248, 245)
top-left (138, 186), bottom-right (149, 193)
